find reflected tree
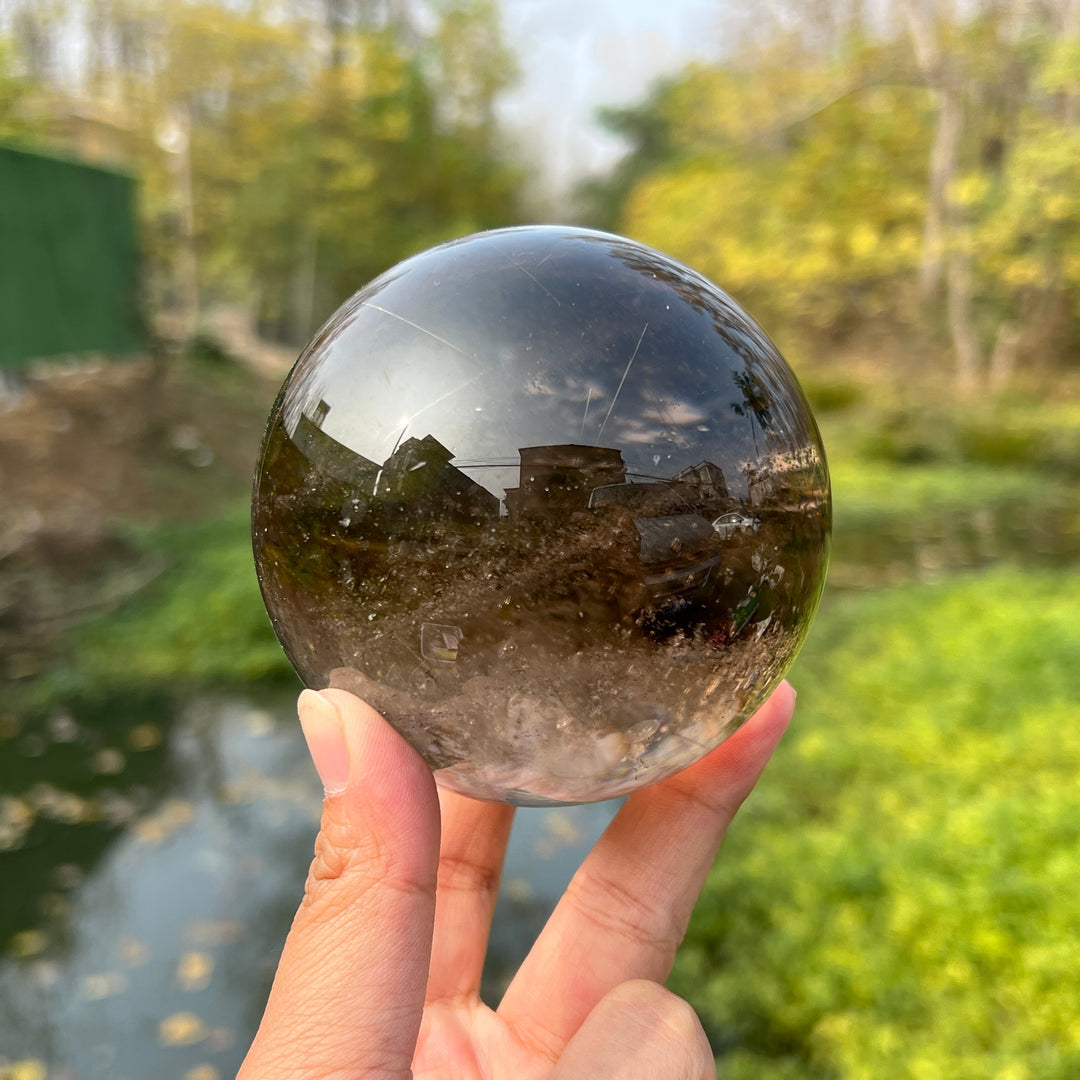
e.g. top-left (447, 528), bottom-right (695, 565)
top-left (730, 368), bottom-right (774, 457)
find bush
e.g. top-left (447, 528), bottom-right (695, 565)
top-left (674, 567), bottom-right (1080, 1079)
top-left (800, 376), bottom-right (864, 414)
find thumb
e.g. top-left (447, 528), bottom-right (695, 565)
top-left (238, 689), bottom-right (441, 1079)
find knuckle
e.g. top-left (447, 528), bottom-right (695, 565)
top-left (437, 851), bottom-right (502, 898)
top-left (564, 866), bottom-right (685, 958)
top-left (608, 982), bottom-right (713, 1074)
top-left (301, 810), bottom-right (432, 912)
top-left (644, 984), bottom-right (705, 1045)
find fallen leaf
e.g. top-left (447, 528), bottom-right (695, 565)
top-left (81, 971), bottom-right (128, 1000)
top-left (183, 1067), bottom-right (221, 1080)
top-left (9, 929), bottom-right (48, 958)
top-left (118, 935), bottom-right (151, 967)
top-left (177, 951), bottom-right (214, 991)
top-left (7, 1060), bottom-right (47, 1080)
top-left (158, 1011), bottom-right (209, 1047)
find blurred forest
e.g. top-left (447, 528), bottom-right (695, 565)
top-left (1, 2), bottom-right (1079, 1079)
top-left (585, 0), bottom-right (1080, 397)
top-left (0, 0), bottom-right (525, 343)
top-left (2, 0), bottom-right (1080, 386)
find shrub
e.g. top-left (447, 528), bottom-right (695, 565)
top-left (675, 567), bottom-right (1080, 1079)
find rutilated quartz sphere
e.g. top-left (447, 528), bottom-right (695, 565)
top-left (252, 226), bottom-right (831, 806)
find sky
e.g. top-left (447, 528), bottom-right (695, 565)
top-left (495, 0), bottom-right (726, 204)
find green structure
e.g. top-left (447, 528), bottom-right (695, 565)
top-left (0, 143), bottom-right (144, 369)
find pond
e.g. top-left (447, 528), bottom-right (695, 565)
top-left (0, 688), bottom-right (619, 1078)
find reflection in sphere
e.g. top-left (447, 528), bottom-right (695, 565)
top-left (251, 226), bottom-right (831, 805)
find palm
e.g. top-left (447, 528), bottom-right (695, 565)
top-left (414, 1001), bottom-right (544, 1078)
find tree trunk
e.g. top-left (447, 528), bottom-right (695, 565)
top-left (903, 1), bottom-right (984, 391)
top-left (921, 82), bottom-right (964, 300)
top-left (1060, 0), bottom-right (1080, 126)
top-left (988, 322), bottom-right (1020, 394)
top-left (947, 246), bottom-right (981, 397)
top-left (161, 101), bottom-right (199, 346)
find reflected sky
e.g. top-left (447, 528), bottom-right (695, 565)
top-left (273, 227), bottom-right (825, 505)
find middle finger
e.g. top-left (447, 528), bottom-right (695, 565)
top-left (425, 785), bottom-right (515, 1005)
top-left (497, 682), bottom-right (794, 1060)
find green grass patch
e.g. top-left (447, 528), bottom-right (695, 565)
top-left (820, 398), bottom-right (1080, 478)
top-left (42, 502), bottom-right (295, 701)
top-left (674, 565), bottom-right (1080, 1079)
top-left (830, 458), bottom-right (1067, 524)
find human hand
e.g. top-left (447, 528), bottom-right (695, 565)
top-left (237, 682), bottom-right (795, 1079)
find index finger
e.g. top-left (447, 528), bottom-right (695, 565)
top-left (496, 682), bottom-right (795, 1062)
top-left (238, 690), bottom-right (441, 1079)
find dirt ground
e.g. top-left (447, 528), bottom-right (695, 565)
top-left (0, 349), bottom-right (287, 675)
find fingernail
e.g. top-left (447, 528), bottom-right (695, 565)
top-left (299, 689), bottom-right (349, 795)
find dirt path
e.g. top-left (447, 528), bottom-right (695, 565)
top-left (0, 353), bottom-right (281, 675)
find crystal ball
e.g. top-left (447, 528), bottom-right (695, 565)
top-left (252, 226), bottom-right (831, 805)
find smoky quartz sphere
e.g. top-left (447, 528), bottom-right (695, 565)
top-left (252, 226), bottom-right (831, 806)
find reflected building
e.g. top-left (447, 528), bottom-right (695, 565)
top-left (505, 444), bottom-right (627, 523)
top-left (378, 434), bottom-right (500, 529)
top-left (291, 399), bottom-right (380, 491)
top-left (270, 400), bottom-right (499, 532)
top-left (673, 460), bottom-right (731, 515)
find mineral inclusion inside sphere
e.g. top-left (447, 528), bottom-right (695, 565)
top-left (251, 226), bottom-right (831, 806)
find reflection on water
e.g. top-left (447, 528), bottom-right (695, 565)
top-left (830, 498), bottom-right (1080, 588)
top-left (0, 689), bottom-right (617, 1077)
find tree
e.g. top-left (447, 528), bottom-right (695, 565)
top-left (0, 38), bottom-right (35, 141)
top-left (592, 0), bottom-right (1080, 394)
top-left (0, 0), bottom-right (525, 345)
top-left (615, 54), bottom-right (929, 333)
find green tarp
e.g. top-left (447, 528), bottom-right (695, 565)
top-left (0, 143), bottom-right (144, 368)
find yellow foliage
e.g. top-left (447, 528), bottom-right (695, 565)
top-left (947, 173), bottom-right (989, 208)
top-left (848, 223), bottom-right (879, 258)
top-left (1043, 193), bottom-right (1072, 221)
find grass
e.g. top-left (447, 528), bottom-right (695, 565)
top-left (674, 565), bottom-right (1080, 1079)
top-left (34, 504), bottom-right (295, 706)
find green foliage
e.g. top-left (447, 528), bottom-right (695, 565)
top-left (3, 0), bottom-right (525, 340)
top-left (831, 458), bottom-right (1066, 525)
top-left (590, 7), bottom-right (1080, 380)
top-left (799, 376), bottom-right (864, 414)
top-left (52, 505), bottom-right (294, 695)
top-left (674, 567), bottom-right (1080, 1079)
top-left (840, 402), bottom-right (1080, 478)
